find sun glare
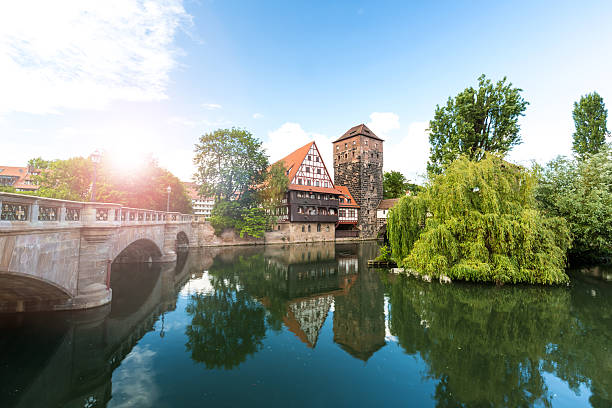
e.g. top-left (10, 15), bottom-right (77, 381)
top-left (105, 148), bottom-right (150, 173)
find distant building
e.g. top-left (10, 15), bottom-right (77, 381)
top-left (183, 182), bottom-right (214, 220)
top-left (333, 124), bottom-right (384, 238)
top-left (0, 165), bottom-right (40, 191)
top-left (376, 198), bottom-right (400, 230)
top-left (269, 141), bottom-right (341, 241)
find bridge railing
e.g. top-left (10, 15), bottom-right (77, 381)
top-left (0, 192), bottom-right (193, 229)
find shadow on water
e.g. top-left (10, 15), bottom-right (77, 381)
top-left (0, 242), bottom-right (610, 407)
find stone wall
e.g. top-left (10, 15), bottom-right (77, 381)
top-left (333, 135), bottom-right (383, 238)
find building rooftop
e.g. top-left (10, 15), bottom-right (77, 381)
top-left (335, 185), bottom-right (360, 208)
top-left (377, 198), bottom-right (400, 210)
top-left (334, 124), bottom-right (383, 143)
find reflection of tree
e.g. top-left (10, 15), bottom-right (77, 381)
top-left (185, 284), bottom-right (266, 370)
top-left (386, 276), bottom-right (572, 407)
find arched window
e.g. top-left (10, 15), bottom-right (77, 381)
top-left (317, 223), bottom-right (321, 232)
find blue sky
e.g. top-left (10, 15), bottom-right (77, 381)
top-left (1, 0), bottom-right (611, 182)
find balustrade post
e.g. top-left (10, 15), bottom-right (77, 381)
top-left (31, 199), bottom-right (40, 225)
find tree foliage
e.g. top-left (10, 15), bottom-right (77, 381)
top-left (193, 128), bottom-right (269, 201)
top-left (572, 92), bottom-right (609, 159)
top-left (387, 155), bottom-right (571, 284)
top-left (260, 161), bottom-right (289, 206)
top-left (536, 146), bottom-right (612, 260)
top-left (209, 201), bottom-right (269, 239)
top-left (29, 155), bottom-right (192, 212)
top-left (383, 171), bottom-right (408, 198)
top-left (428, 75), bottom-right (528, 174)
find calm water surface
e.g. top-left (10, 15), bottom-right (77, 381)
top-left (1, 242), bottom-right (610, 407)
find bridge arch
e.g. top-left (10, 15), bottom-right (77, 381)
top-left (0, 272), bottom-right (73, 312)
top-left (113, 238), bottom-right (163, 264)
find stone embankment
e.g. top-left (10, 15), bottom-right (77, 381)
top-left (390, 267), bottom-right (452, 284)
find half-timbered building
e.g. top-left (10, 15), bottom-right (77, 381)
top-left (270, 141), bottom-right (341, 241)
top-left (335, 185), bottom-right (360, 238)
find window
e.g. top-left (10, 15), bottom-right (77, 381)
top-left (317, 169), bottom-right (321, 174)
top-left (297, 207), bottom-right (303, 214)
top-left (353, 140), bottom-right (356, 145)
top-left (315, 157), bottom-right (319, 162)
top-left (302, 225), bottom-right (305, 232)
top-left (317, 194), bottom-right (320, 199)
top-left (317, 223), bottom-right (321, 232)
top-left (330, 209), bottom-right (335, 215)
top-left (340, 197), bottom-right (344, 203)
top-left (326, 225), bottom-right (330, 232)
top-left (365, 140), bottom-right (368, 145)
top-left (307, 180), bottom-right (311, 186)
top-left (347, 198), bottom-right (351, 203)
top-left (348, 209), bottom-right (355, 217)
top-left (278, 225), bottom-right (281, 230)
top-left (298, 178), bottom-right (302, 185)
top-left (315, 181), bottom-right (319, 186)
top-left (339, 209), bottom-right (346, 217)
top-left (336, 145), bottom-right (339, 150)
top-left (344, 154), bottom-right (347, 159)
top-left (306, 167), bottom-right (310, 172)
top-left (345, 143), bottom-right (347, 148)
top-left (308, 225), bottom-right (311, 232)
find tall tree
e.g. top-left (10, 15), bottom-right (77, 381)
top-left (193, 128), bottom-right (269, 201)
top-left (33, 157), bottom-right (93, 201)
top-left (427, 75), bottom-right (528, 174)
top-left (383, 171), bottom-right (409, 198)
top-left (572, 92), bottom-right (609, 159)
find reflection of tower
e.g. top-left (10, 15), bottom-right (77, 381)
top-left (333, 268), bottom-right (386, 361)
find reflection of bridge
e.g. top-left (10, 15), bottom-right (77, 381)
top-left (0, 192), bottom-right (196, 312)
top-left (1, 251), bottom-right (204, 408)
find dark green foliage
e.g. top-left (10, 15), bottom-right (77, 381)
top-left (572, 92), bottom-right (609, 160)
top-left (375, 244), bottom-right (391, 262)
top-left (209, 201), bottom-right (269, 238)
top-left (383, 171), bottom-right (408, 198)
top-left (387, 155), bottom-right (571, 284)
top-left (428, 75), bottom-right (528, 174)
top-left (193, 128), bottom-right (269, 201)
top-left (536, 147), bottom-right (612, 259)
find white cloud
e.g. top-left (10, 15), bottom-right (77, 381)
top-left (384, 121), bottom-right (430, 184)
top-left (366, 112), bottom-right (400, 137)
top-left (167, 116), bottom-right (197, 127)
top-left (0, 0), bottom-right (190, 115)
top-left (252, 113), bottom-right (263, 119)
top-left (202, 103), bottom-right (222, 110)
top-left (265, 122), bottom-right (335, 177)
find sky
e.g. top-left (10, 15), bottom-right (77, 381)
top-left (1, 0), bottom-right (611, 183)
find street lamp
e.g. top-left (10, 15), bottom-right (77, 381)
top-left (166, 186), bottom-right (172, 212)
top-left (90, 150), bottom-right (101, 202)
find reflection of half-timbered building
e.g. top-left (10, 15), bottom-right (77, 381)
top-left (270, 141), bottom-right (341, 242)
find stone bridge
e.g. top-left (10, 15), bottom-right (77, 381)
top-left (0, 192), bottom-right (198, 313)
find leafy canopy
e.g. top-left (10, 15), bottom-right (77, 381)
top-left (383, 170), bottom-right (423, 198)
top-left (536, 146), bottom-right (612, 259)
top-left (387, 155), bottom-right (571, 285)
top-left (29, 155), bottom-right (192, 212)
top-left (428, 75), bottom-right (528, 174)
top-left (193, 128), bottom-right (269, 200)
top-left (572, 92), bottom-right (609, 160)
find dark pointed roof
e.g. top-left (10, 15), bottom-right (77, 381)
top-left (334, 124), bottom-right (383, 143)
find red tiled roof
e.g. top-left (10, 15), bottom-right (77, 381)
top-left (289, 184), bottom-right (341, 195)
top-left (0, 166), bottom-right (39, 190)
top-left (336, 185), bottom-right (360, 208)
top-left (270, 141), bottom-right (314, 183)
top-left (334, 124), bottom-right (383, 143)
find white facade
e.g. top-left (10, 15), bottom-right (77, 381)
top-left (192, 197), bottom-right (214, 219)
top-left (377, 209), bottom-right (390, 219)
top-left (291, 144), bottom-right (334, 188)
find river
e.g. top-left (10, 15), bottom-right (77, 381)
top-left (0, 242), bottom-right (610, 407)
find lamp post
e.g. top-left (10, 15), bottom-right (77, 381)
top-left (166, 186), bottom-right (171, 212)
top-left (90, 150), bottom-right (101, 202)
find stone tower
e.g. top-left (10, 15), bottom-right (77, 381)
top-left (333, 124), bottom-right (383, 238)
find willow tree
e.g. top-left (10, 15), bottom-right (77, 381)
top-left (387, 155), bottom-right (571, 285)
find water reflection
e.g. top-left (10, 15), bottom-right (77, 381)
top-left (0, 244), bottom-right (609, 407)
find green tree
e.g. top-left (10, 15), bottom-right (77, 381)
top-left (536, 146), bottom-right (612, 260)
top-left (428, 75), bottom-right (528, 174)
top-left (572, 92), bottom-right (609, 159)
top-left (27, 157), bottom-right (50, 170)
top-left (261, 161), bottom-right (289, 206)
top-left (387, 155), bottom-right (571, 285)
top-left (193, 128), bottom-right (269, 200)
top-left (383, 171), bottom-right (408, 198)
top-left (33, 157), bottom-right (93, 201)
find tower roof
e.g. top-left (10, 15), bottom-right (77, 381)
top-left (334, 124), bottom-right (383, 143)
